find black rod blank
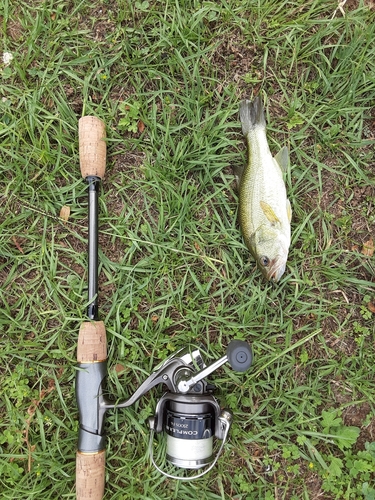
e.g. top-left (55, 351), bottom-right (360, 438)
top-left (87, 176), bottom-right (100, 321)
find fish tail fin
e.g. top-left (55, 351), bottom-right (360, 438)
top-left (239, 96), bottom-right (266, 136)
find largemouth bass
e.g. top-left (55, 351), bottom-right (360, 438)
top-left (238, 97), bottom-right (291, 281)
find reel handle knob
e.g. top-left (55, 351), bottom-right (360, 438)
top-left (226, 340), bottom-right (253, 372)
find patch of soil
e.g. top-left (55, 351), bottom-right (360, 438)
top-left (343, 402), bottom-right (375, 451)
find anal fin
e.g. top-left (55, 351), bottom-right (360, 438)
top-left (287, 199), bottom-right (292, 222)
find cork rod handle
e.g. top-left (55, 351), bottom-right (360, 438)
top-left (77, 321), bottom-right (107, 363)
top-left (76, 450), bottom-right (106, 500)
top-left (79, 116), bottom-right (106, 179)
top-left (76, 321), bottom-right (107, 500)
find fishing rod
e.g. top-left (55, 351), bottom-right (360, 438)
top-left (74, 117), bottom-right (254, 497)
top-left (76, 116), bottom-right (107, 500)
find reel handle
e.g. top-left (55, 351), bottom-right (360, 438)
top-left (76, 321), bottom-right (107, 500)
top-left (177, 340), bottom-right (253, 393)
top-left (79, 116), bottom-right (106, 179)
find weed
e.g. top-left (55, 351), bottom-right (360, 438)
top-left (118, 100), bottom-right (142, 133)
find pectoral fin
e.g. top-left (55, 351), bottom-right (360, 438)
top-left (260, 201), bottom-right (281, 226)
top-left (274, 146), bottom-right (289, 172)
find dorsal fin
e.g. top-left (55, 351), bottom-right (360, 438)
top-left (274, 146), bottom-right (289, 172)
top-left (233, 164), bottom-right (244, 188)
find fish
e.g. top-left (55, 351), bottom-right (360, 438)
top-left (237, 96), bottom-right (292, 282)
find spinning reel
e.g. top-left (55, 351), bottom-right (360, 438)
top-left (77, 339), bottom-right (253, 480)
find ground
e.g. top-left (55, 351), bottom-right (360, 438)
top-left (0, 1), bottom-right (375, 499)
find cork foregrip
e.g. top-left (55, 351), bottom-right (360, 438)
top-left (76, 450), bottom-right (106, 500)
top-left (77, 321), bottom-right (107, 363)
top-left (79, 116), bottom-right (106, 179)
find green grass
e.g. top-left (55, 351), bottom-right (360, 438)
top-left (1, 0), bottom-right (375, 498)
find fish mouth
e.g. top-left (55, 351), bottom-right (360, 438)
top-left (264, 257), bottom-right (286, 282)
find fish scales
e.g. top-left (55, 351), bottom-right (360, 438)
top-left (239, 128), bottom-right (286, 239)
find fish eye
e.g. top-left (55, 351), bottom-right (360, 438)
top-left (260, 256), bottom-right (270, 267)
